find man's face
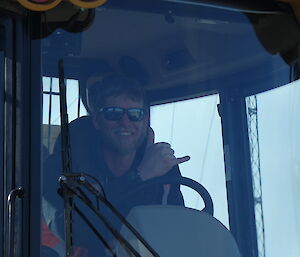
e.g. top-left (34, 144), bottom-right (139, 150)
top-left (93, 94), bottom-right (149, 155)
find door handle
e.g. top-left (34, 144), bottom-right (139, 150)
top-left (5, 187), bottom-right (24, 257)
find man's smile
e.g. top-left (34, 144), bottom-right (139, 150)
top-left (115, 129), bottom-right (135, 136)
top-left (94, 94), bottom-right (149, 154)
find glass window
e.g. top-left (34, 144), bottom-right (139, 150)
top-left (246, 79), bottom-right (300, 257)
top-left (151, 95), bottom-right (228, 227)
top-left (40, 2), bottom-right (291, 257)
top-left (42, 77), bottom-right (87, 154)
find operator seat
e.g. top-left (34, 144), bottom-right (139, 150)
top-left (117, 205), bottom-right (241, 257)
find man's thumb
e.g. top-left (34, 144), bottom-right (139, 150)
top-left (176, 156), bottom-right (191, 164)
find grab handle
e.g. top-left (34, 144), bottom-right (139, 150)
top-left (5, 187), bottom-right (24, 257)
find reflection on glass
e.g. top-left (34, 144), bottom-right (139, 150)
top-left (40, 1), bottom-right (283, 256)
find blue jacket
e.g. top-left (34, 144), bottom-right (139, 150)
top-left (42, 115), bottom-right (184, 257)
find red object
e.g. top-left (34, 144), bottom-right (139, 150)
top-left (41, 220), bottom-right (61, 248)
top-left (42, 220), bottom-right (89, 257)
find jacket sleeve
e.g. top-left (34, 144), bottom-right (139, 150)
top-left (163, 165), bottom-right (185, 206)
top-left (116, 165), bottom-right (185, 207)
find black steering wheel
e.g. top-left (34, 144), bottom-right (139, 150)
top-left (111, 176), bottom-right (214, 216)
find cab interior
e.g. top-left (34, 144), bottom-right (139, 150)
top-left (38, 1), bottom-right (300, 257)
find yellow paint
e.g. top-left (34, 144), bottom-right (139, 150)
top-left (68, 0), bottom-right (107, 9)
top-left (16, 0), bottom-right (62, 11)
top-left (15, 0), bottom-right (107, 11)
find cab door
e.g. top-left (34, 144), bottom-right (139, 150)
top-left (0, 16), bottom-right (18, 257)
top-left (0, 17), bottom-right (7, 257)
top-left (0, 14), bottom-right (42, 257)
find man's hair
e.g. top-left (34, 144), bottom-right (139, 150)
top-left (86, 73), bottom-right (149, 114)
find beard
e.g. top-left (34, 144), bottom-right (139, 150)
top-left (98, 127), bottom-right (147, 156)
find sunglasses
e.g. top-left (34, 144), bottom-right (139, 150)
top-left (98, 107), bottom-right (146, 122)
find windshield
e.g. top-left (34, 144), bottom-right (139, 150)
top-left (40, 1), bottom-right (295, 257)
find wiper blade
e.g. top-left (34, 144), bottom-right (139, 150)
top-left (58, 59), bottom-right (74, 257)
top-left (58, 59), bottom-right (73, 174)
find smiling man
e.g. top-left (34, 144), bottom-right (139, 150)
top-left (87, 74), bottom-right (190, 191)
top-left (43, 74), bottom-right (190, 257)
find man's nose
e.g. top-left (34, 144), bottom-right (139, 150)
top-left (118, 113), bottom-right (132, 125)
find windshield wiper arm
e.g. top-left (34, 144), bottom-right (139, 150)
top-left (59, 175), bottom-right (142, 257)
top-left (59, 173), bottom-right (160, 257)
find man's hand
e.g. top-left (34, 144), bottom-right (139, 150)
top-left (137, 142), bottom-right (190, 181)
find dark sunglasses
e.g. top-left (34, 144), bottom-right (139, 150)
top-left (98, 107), bottom-right (146, 122)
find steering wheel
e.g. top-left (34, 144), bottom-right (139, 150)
top-left (111, 176), bottom-right (214, 216)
